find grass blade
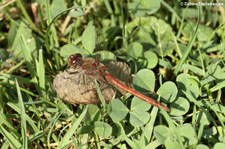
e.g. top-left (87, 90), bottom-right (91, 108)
top-left (20, 36), bottom-right (41, 95)
top-left (7, 103), bottom-right (39, 132)
top-left (36, 49), bottom-right (46, 95)
top-left (0, 126), bottom-right (22, 148)
top-left (57, 107), bottom-right (88, 149)
top-left (174, 7), bottom-right (200, 75)
top-left (16, 79), bottom-right (28, 149)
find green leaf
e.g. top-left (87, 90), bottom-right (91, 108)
top-left (181, 22), bottom-right (196, 39)
top-left (107, 99), bottom-right (129, 122)
top-left (204, 42), bottom-right (224, 53)
top-left (196, 144), bottom-right (209, 149)
top-left (130, 97), bottom-right (151, 111)
top-left (196, 111), bottom-right (211, 126)
top-left (82, 23), bottom-right (96, 53)
top-left (202, 126), bottom-right (217, 140)
top-left (129, 97), bottom-right (151, 127)
top-left (129, 110), bottom-right (150, 127)
top-left (127, 42), bottom-right (143, 59)
top-left (157, 81), bottom-right (178, 103)
top-left (197, 25), bottom-right (214, 42)
top-left (133, 69), bottom-right (155, 92)
top-left (144, 50), bottom-right (158, 69)
top-left (128, 0), bottom-right (162, 16)
top-left (176, 73), bottom-right (199, 99)
top-left (94, 121), bottom-right (112, 138)
top-left (80, 124), bottom-right (94, 134)
top-left (50, 0), bottom-right (67, 20)
top-left (94, 51), bottom-right (115, 61)
top-left (69, 7), bottom-right (84, 18)
top-left (8, 21), bottom-right (39, 58)
top-left (154, 125), bottom-right (170, 144)
top-left (60, 44), bottom-right (88, 58)
top-left (151, 18), bottom-right (174, 57)
top-left (177, 124), bottom-right (198, 147)
top-left (170, 97), bottom-right (190, 116)
top-left (126, 17), bottom-right (174, 57)
top-left (213, 143), bottom-right (225, 149)
top-left (127, 17), bottom-right (156, 46)
top-left (217, 126), bottom-right (225, 141)
top-left (83, 105), bottom-right (100, 123)
top-left (165, 137), bottom-right (182, 149)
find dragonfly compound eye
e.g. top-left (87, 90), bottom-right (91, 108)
top-left (68, 53), bottom-right (83, 68)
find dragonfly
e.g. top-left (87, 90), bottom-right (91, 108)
top-left (64, 53), bottom-right (170, 111)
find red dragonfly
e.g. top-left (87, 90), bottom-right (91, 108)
top-left (67, 53), bottom-right (170, 111)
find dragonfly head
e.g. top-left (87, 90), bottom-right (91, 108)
top-left (68, 53), bottom-right (83, 68)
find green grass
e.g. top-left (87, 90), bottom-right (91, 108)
top-left (1, 0), bottom-right (225, 148)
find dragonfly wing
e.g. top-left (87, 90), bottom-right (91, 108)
top-left (106, 61), bottom-right (133, 95)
